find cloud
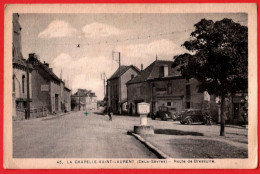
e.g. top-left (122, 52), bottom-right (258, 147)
top-left (38, 20), bottom-right (77, 38)
top-left (80, 22), bottom-right (124, 38)
top-left (115, 39), bottom-right (188, 68)
top-left (51, 53), bottom-right (118, 99)
top-left (50, 39), bottom-right (187, 99)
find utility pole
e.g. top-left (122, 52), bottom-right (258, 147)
top-left (118, 52), bottom-right (121, 114)
top-left (78, 90), bottom-right (80, 111)
top-left (26, 59), bottom-right (30, 119)
top-left (112, 51), bottom-right (121, 114)
top-left (101, 72), bottom-right (107, 97)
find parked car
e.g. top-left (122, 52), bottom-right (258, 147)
top-left (180, 109), bottom-right (212, 125)
top-left (175, 110), bottom-right (185, 121)
top-left (151, 106), bottom-right (175, 121)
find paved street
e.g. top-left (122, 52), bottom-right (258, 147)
top-left (13, 110), bottom-right (248, 158)
top-left (13, 111), bottom-right (157, 158)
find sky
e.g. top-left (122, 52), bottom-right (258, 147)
top-left (19, 13), bottom-right (247, 100)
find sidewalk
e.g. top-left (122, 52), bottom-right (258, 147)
top-left (13, 111), bottom-right (74, 122)
top-left (128, 121), bottom-right (248, 159)
top-left (41, 111), bottom-right (73, 121)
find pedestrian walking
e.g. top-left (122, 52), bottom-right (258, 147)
top-left (107, 106), bottom-right (112, 121)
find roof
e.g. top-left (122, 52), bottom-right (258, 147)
top-left (127, 60), bottom-right (182, 85)
top-left (64, 86), bottom-right (71, 92)
top-left (74, 89), bottom-right (97, 97)
top-left (28, 55), bottom-right (63, 83)
top-left (108, 65), bottom-right (140, 81)
top-left (13, 58), bottom-right (33, 69)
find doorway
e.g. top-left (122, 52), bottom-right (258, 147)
top-left (55, 94), bottom-right (59, 111)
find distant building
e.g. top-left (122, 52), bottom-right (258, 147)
top-left (107, 65), bottom-right (140, 114)
top-left (127, 60), bottom-right (215, 115)
top-left (71, 89), bottom-right (97, 111)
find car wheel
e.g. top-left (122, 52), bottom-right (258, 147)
top-left (187, 118), bottom-right (193, 125)
top-left (151, 116), bottom-right (155, 120)
top-left (161, 114), bottom-right (168, 121)
top-left (180, 121), bottom-right (184, 125)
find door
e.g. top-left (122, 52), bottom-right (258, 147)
top-left (55, 94), bottom-right (59, 111)
top-left (233, 103), bottom-right (240, 119)
top-left (152, 102), bottom-right (156, 113)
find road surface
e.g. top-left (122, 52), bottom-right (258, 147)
top-left (13, 111), bottom-right (157, 158)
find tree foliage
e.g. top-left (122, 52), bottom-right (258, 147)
top-left (172, 18), bottom-right (248, 96)
top-left (172, 18), bottom-right (248, 136)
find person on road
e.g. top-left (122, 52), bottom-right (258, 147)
top-left (107, 106), bottom-right (112, 121)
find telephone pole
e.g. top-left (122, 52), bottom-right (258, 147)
top-left (101, 73), bottom-right (107, 97)
top-left (26, 59), bottom-right (30, 119)
top-left (78, 91), bottom-right (80, 111)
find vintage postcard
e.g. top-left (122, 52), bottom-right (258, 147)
top-left (4, 3), bottom-right (258, 169)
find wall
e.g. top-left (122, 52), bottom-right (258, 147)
top-left (30, 68), bottom-right (51, 112)
top-left (127, 77), bottom-right (209, 115)
top-left (120, 68), bottom-right (139, 102)
top-left (151, 79), bottom-right (185, 113)
top-left (50, 81), bottom-right (61, 113)
top-left (71, 95), bottom-right (86, 111)
top-left (108, 78), bottom-right (119, 113)
top-left (63, 89), bottom-right (71, 111)
top-left (85, 96), bottom-right (97, 111)
top-left (127, 82), bottom-right (150, 115)
top-left (13, 67), bottom-right (32, 101)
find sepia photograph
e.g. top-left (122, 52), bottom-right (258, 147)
top-left (4, 3), bottom-right (258, 169)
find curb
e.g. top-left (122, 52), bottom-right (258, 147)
top-left (42, 112), bottom-right (72, 121)
top-left (127, 131), bottom-right (171, 159)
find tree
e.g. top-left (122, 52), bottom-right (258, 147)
top-left (172, 18), bottom-right (248, 136)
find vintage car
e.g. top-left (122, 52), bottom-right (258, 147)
top-left (151, 106), bottom-right (176, 121)
top-left (180, 109), bottom-right (212, 125)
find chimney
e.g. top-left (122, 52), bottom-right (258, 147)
top-left (141, 64), bottom-right (143, 71)
top-left (29, 53), bottom-right (36, 59)
top-left (44, 62), bottom-right (49, 68)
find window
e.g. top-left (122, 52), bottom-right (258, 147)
top-left (131, 74), bottom-right (135, 79)
top-left (13, 75), bottom-right (15, 92)
top-left (186, 102), bottom-right (190, 109)
top-left (159, 65), bottom-right (168, 77)
top-left (159, 66), bottom-right (164, 77)
top-left (167, 102), bottom-right (171, 106)
top-left (164, 66), bottom-right (169, 77)
top-left (186, 84), bottom-right (190, 96)
top-left (22, 75), bottom-right (25, 93)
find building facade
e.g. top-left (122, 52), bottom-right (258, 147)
top-left (28, 53), bottom-right (71, 114)
top-left (107, 65), bottom-right (140, 114)
top-left (127, 60), bottom-right (215, 115)
top-left (71, 89), bottom-right (97, 111)
top-left (12, 13), bottom-right (33, 120)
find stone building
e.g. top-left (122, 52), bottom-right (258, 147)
top-left (71, 89), bottom-right (97, 111)
top-left (12, 13), bottom-right (33, 120)
top-left (127, 60), bottom-right (215, 115)
top-left (12, 58), bottom-right (33, 120)
top-left (28, 53), bottom-right (71, 114)
top-left (64, 86), bottom-right (72, 112)
top-left (107, 65), bottom-right (140, 114)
